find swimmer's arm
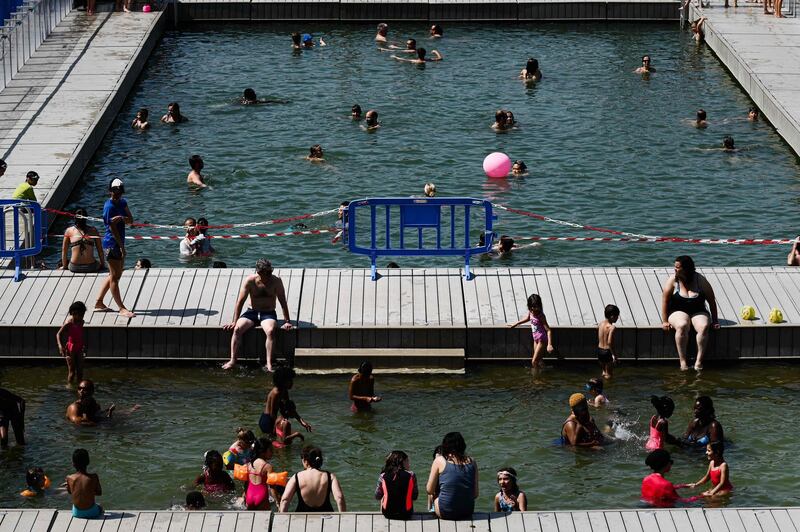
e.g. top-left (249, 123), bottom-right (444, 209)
top-left (93, 229), bottom-right (106, 268)
top-left (689, 463), bottom-right (712, 488)
top-left (426, 457), bottom-right (443, 496)
top-left (374, 474), bottom-right (384, 500)
top-left (93, 474), bottom-right (102, 496)
top-left (56, 319), bottom-right (70, 356)
top-left (276, 280), bottom-right (292, 327)
top-left (508, 314), bottom-right (529, 328)
top-left (563, 421), bottom-right (594, 447)
top-left (517, 492), bottom-right (528, 511)
top-left (706, 463), bottom-right (728, 495)
top-left (279, 475), bottom-right (297, 512)
top-left (331, 473), bottom-right (346, 511)
top-left (284, 430), bottom-right (304, 443)
top-left (391, 55), bottom-right (414, 63)
top-left (661, 276), bottom-right (675, 328)
top-left (541, 315), bottom-right (555, 352)
top-left (194, 473), bottom-right (205, 486)
top-left (294, 412), bottom-right (312, 432)
top-left (699, 275), bottom-right (720, 326)
top-left (430, 50), bottom-right (443, 61)
top-left (224, 280), bottom-right (251, 329)
top-left (493, 493), bottom-right (501, 512)
top-left (608, 325), bottom-right (617, 361)
top-left (60, 233), bottom-right (69, 270)
top-left (348, 377), bottom-right (373, 403)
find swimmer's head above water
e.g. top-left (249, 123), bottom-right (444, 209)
top-left (377, 23), bottom-right (388, 36)
top-left (723, 135), bottom-right (735, 151)
top-left (108, 178), bottom-right (125, 197)
top-left (351, 104), bottom-right (362, 120)
top-left (189, 154), bottom-right (204, 171)
top-left (696, 109), bottom-right (707, 124)
top-left (512, 160), bottom-right (527, 175)
top-left (365, 110), bottom-right (379, 128)
top-left (525, 57), bottom-right (539, 75)
top-left (136, 108), bottom-right (148, 122)
top-left (650, 395), bottom-right (675, 418)
top-left (358, 360), bottom-right (373, 376)
top-left (645, 449), bottom-right (672, 473)
top-left (430, 24), bottom-right (443, 37)
top-left (748, 107), bottom-right (759, 121)
top-left (291, 32), bottom-right (301, 47)
top-left (416, 47), bottom-right (427, 61)
top-left (308, 144), bottom-right (324, 159)
top-left (585, 377), bottom-right (603, 395)
top-left (498, 236), bottom-right (515, 253)
top-left (406, 39), bottom-right (416, 50)
top-left (424, 182), bottom-right (436, 197)
top-left (243, 88), bottom-right (257, 103)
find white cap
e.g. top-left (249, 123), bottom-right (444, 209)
top-left (110, 178), bottom-right (124, 189)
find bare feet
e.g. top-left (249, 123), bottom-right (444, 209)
top-left (119, 308), bottom-right (135, 318)
top-left (94, 303), bottom-right (112, 312)
top-left (221, 360), bottom-right (237, 370)
top-left (262, 365), bottom-right (273, 373)
top-left (680, 364), bottom-right (690, 371)
top-left (123, 6), bottom-right (131, 12)
top-left (694, 363), bottom-right (704, 371)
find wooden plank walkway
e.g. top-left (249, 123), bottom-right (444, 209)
top-left (3, 508), bottom-right (800, 532)
top-left (0, 266), bottom-right (798, 361)
top-left (691, 3), bottom-right (800, 158)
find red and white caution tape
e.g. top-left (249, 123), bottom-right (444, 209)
top-left (44, 207), bottom-right (338, 230)
top-left (48, 229), bottom-right (336, 240)
top-left (513, 236), bottom-right (797, 245)
top-left (495, 204), bottom-right (658, 239)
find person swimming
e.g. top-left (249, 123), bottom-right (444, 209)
top-left (375, 23), bottom-right (389, 43)
top-left (363, 110), bottom-right (380, 130)
top-left (512, 160), bottom-right (528, 176)
top-left (20, 467), bottom-right (50, 497)
top-left (161, 102), bottom-right (187, 123)
top-left (585, 378), bottom-right (608, 407)
top-left (683, 395), bottom-right (724, 447)
top-left (424, 182), bottom-right (436, 197)
top-left (722, 135), bottom-right (736, 151)
top-left (392, 47), bottom-right (442, 64)
top-left (351, 104), bottom-right (362, 120)
top-left (430, 24), bottom-right (443, 38)
top-left (239, 88), bottom-right (288, 105)
top-left (131, 108), bottom-right (149, 130)
top-left (307, 144), bottom-right (325, 161)
top-left (291, 32), bottom-right (302, 49)
top-left (748, 107), bottom-right (759, 121)
top-left (223, 427), bottom-right (255, 469)
top-left (195, 450), bottom-right (234, 492)
top-left (519, 58), bottom-right (542, 81)
top-left (695, 109), bottom-right (708, 128)
top-left (635, 55), bottom-right (656, 74)
top-left (492, 110), bottom-right (509, 131)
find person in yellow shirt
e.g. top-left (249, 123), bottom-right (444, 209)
top-left (11, 171), bottom-right (39, 201)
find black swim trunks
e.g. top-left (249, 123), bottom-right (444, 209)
top-left (596, 347), bottom-right (613, 364)
top-left (240, 309), bottom-right (278, 326)
top-left (104, 246), bottom-right (123, 261)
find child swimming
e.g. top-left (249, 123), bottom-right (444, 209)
top-left (597, 304), bottom-right (619, 378)
top-left (195, 450), bottom-right (234, 492)
top-left (223, 427), bottom-right (256, 470)
top-left (585, 378), bottom-right (608, 407)
top-left (508, 293), bottom-right (555, 368)
top-left (20, 466), bottom-right (50, 497)
top-left (273, 400), bottom-right (305, 448)
top-left (131, 108), bottom-right (150, 130)
top-left (66, 449), bottom-right (103, 519)
top-left (494, 467), bottom-right (527, 512)
top-left (185, 491), bottom-right (206, 510)
top-left (374, 450), bottom-right (418, 520)
top-left (245, 437), bottom-right (276, 511)
top-left (646, 395), bottom-right (679, 450)
top-left (688, 441), bottom-right (733, 497)
top-left (56, 301), bottom-right (87, 384)
top-left (641, 450), bottom-right (681, 508)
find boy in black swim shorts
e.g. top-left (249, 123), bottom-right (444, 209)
top-left (597, 304), bottom-right (620, 379)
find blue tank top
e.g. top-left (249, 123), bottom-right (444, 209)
top-left (437, 461), bottom-right (476, 520)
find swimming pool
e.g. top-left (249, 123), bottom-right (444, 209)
top-left (1, 363), bottom-right (798, 511)
top-left (52, 22), bottom-right (800, 270)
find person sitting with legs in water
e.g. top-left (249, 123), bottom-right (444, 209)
top-left (66, 449), bottom-right (103, 519)
top-left (61, 207), bottom-right (105, 273)
top-left (222, 258), bottom-right (294, 372)
top-left (426, 432), bottom-right (478, 520)
top-left (375, 450), bottom-right (419, 520)
top-left (279, 446), bottom-right (346, 512)
top-left (660, 255), bottom-right (719, 370)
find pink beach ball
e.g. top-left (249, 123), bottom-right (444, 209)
top-left (482, 152), bottom-right (511, 178)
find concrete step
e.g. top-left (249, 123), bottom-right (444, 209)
top-left (294, 348), bottom-right (465, 374)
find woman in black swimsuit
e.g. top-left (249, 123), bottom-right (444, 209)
top-left (279, 446), bottom-right (346, 512)
top-left (661, 255), bottom-right (720, 371)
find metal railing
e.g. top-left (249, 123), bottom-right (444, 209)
top-left (0, 0), bottom-right (72, 92)
top-left (1, 200), bottom-right (44, 281)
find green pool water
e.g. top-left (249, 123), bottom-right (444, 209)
top-left (47, 22), bottom-right (800, 270)
top-left (1, 363), bottom-right (799, 511)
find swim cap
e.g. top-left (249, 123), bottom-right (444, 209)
top-left (740, 305), bottom-right (756, 320)
top-left (769, 308), bottom-right (784, 323)
top-left (302, 33), bottom-right (312, 43)
top-left (569, 393), bottom-right (586, 408)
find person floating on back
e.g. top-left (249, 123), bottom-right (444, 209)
top-left (66, 448), bottom-right (103, 519)
top-left (596, 304), bottom-right (619, 378)
top-left (56, 301), bottom-right (87, 384)
top-left (508, 293), bottom-right (554, 369)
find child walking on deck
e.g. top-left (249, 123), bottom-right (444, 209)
top-left (509, 294), bottom-right (554, 368)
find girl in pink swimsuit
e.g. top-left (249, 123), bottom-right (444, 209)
top-left (509, 294), bottom-right (555, 368)
top-left (56, 301), bottom-right (87, 384)
top-left (273, 401), bottom-right (305, 449)
top-left (646, 395), bottom-right (680, 450)
top-left (245, 438), bottom-right (276, 510)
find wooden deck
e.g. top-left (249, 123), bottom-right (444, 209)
top-left (2, 508), bottom-right (800, 532)
top-left (0, 266), bottom-right (798, 361)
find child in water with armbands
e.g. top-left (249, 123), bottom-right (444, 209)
top-left (21, 466), bottom-right (50, 497)
top-left (243, 437), bottom-right (286, 510)
top-left (687, 441), bottom-right (733, 497)
top-left (224, 428), bottom-right (255, 470)
top-left (195, 450), bottom-right (234, 492)
top-left (273, 400), bottom-right (305, 449)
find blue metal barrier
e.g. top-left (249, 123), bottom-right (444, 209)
top-left (0, 199), bottom-right (43, 281)
top-left (346, 197), bottom-right (496, 280)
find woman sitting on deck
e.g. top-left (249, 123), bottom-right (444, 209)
top-left (426, 432), bottom-right (478, 520)
top-left (61, 208), bottom-right (105, 274)
top-left (660, 255), bottom-right (719, 371)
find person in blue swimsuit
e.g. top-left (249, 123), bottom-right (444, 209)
top-left (660, 255), bottom-right (719, 371)
top-left (426, 432), bottom-right (478, 520)
top-left (94, 179), bottom-right (135, 318)
top-left (683, 396), bottom-right (724, 447)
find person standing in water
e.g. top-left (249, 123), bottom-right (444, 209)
top-left (348, 361), bottom-right (381, 412)
top-left (635, 55), bottom-right (656, 74)
top-left (260, 366), bottom-right (312, 436)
